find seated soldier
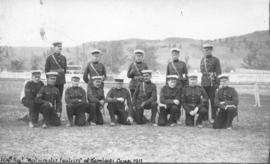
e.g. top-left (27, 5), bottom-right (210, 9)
top-left (35, 72), bottom-right (62, 128)
top-left (21, 70), bottom-right (44, 128)
top-left (106, 78), bottom-right (133, 126)
top-left (86, 76), bottom-right (105, 125)
top-left (213, 74), bottom-right (239, 130)
top-left (158, 75), bottom-right (181, 127)
top-left (133, 70), bottom-right (158, 126)
top-left (65, 76), bottom-right (89, 127)
top-left (182, 74), bottom-right (208, 127)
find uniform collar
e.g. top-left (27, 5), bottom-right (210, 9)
top-left (92, 61), bottom-right (99, 64)
top-left (135, 61), bottom-right (142, 64)
top-left (173, 59), bottom-right (179, 62)
top-left (206, 54), bottom-right (212, 58)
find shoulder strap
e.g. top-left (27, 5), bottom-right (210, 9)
top-left (51, 54), bottom-right (63, 69)
top-left (89, 62), bottom-right (100, 76)
top-left (133, 62), bottom-right (141, 74)
top-left (204, 57), bottom-right (208, 73)
top-left (170, 62), bottom-right (180, 77)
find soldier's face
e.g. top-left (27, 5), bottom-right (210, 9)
top-left (71, 79), bottom-right (80, 87)
top-left (32, 75), bottom-right (41, 83)
top-left (93, 80), bottom-right (102, 88)
top-left (92, 53), bottom-right (101, 62)
top-left (115, 82), bottom-right (123, 89)
top-left (171, 51), bottom-right (180, 61)
top-left (220, 79), bottom-right (229, 87)
top-left (189, 78), bottom-right (198, 86)
top-left (135, 54), bottom-right (143, 62)
top-left (47, 77), bottom-right (56, 85)
top-left (54, 45), bottom-right (62, 54)
top-left (168, 79), bottom-right (177, 88)
top-left (143, 74), bottom-right (151, 82)
top-left (203, 48), bottom-right (213, 56)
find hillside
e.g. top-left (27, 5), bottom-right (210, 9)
top-left (1, 30), bottom-right (269, 73)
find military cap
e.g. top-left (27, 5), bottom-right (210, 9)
top-left (52, 41), bottom-right (62, 47)
top-left (142, 70), bottom-right (152, 75)
top-left (170, 48), bottom-right (181, 53)
top-left (218, 74), bottom-right (229, 80)
top-left (133, 49), bottom-right (145, 55)
top-left (92, 76), bottom-right (103, 81)
top-left (91, 49), bottom-right (102, 55)
top-left (31, 70), bottom-right (42, 75)
top-left (188, 74), bottom-right (198, 79)
top-left (202, 43), bottom-right (214, 49)
top-left (71, 75), bottom-right (80, 81)
top-left (114, 77), bottom-right (124, 83)
top-left (166, 75), bottom-right (179, 80)
top-left (46, 72), bottom-right (58, 78)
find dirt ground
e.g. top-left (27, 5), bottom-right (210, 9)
top-left (0, 79), bottom-right (269, 163)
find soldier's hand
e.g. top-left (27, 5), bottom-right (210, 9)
top-left (173, 99), bottom-right (180, 105)
top-left (220, 101), bottom-right (225, 104)
top-left (57, 112), bottom-right (61, 118)
top-left (190, 110), bottom-right (195, 116)
top-left (78, 99), bottom-right (82, 102)
top-left (194, 107), bottom-right (199, 114)
top-left (127, 116), bottom-right (133, 124)
top-left (48, 102), bottom-right (53, 108)
top-left (117, 97), bottom-right (124, 102)
top-left (100, 100), bottom-right (105, 105)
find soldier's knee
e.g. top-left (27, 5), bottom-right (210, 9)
top-left (199, 107), bottom-right (208, 115)
top-left (171, 105), bottom-right (178, 111)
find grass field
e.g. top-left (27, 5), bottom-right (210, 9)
top-left (0, 79), bottom-right (269, 163)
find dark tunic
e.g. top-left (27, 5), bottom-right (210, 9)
top-left (45, 53), bottom-right (67, 84)
top-left (127, 62), bottom-right (148, 91)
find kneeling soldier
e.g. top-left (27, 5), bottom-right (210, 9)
top-left (87, 76), bottom-right (105, 125)
top-left (213, 74), bottom-right (239, 129)
top-left (133, 70), bottom-right (157, 126)
top-left (158, 75), bottom-right (181, 126)
top-left (21, 70), bottom-right (44, 128)
top-left (65, 76), bottom-right (88, 127)
top-left (35, 72), bottom-right (62, 128)
top-left (182, 75), bottom-right (208, 127)
top-left (106, 78), bottom-right (133, 126)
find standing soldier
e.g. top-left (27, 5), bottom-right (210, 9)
top-left (182, 75), bottom-right (208, 127)
top-left (35, 72), bottom-right (62, 128)
top-left (127, 49), bottom-right (148, 97)
top-left (83, 49), bottom-right (106, 89)
top-left (213, 74), bottom-right (239, 129)
top-left (65, 76), bottom-right (89, 127)
top-left (45, 41), bottom-right (67, 99)
top-left (158, 75), bottom-right (181, 126)
top-left (166, 48), bottom-right (188, 124)
top-left (106, 78), bottom-right (134, 126)
top-left (133, 70), bottom-right (158, 126)
top-left (86, 76), bottom-right (105, 125)
top-left (166, 48), bottom-right (188, 88)
top-left (200, 43), bottom-right (222, 122)
top-left (21, 70), bottom-right (44, 128)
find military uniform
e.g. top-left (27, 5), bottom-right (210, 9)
top-left (21, 80), bottom-right (44, 124)
top-left (133, 80), bottom-right (157, 124)
top-left (182, 85), bottom-right (208, 126)
top-left (200, 44), bottom-right (221, 120)
top-left (106, 82), bottom-right (133, 125)
top-left (166, 61), bottom-right (188, 88)
top-left (158, 76), bottom-right (182, 126)
top-left (35, 80), bottom-right (62, 126)
top-left (65, 85), bottom-right (88, 126)
top-left (127, 50), bottom-right (148, 97)
top-left (83, 49), bottom-right (106, 89)
top-left (45, 43), bottom-right (67, 98)
top-left (87, 83), bottom-right (105, 125)
top-left (213, 84), bottom-right (238, 129)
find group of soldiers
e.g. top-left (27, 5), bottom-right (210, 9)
top-left (21, 41), bottom-right (239, 129)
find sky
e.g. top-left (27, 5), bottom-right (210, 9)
top-left (0, 0), bottom-right (268, 46)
